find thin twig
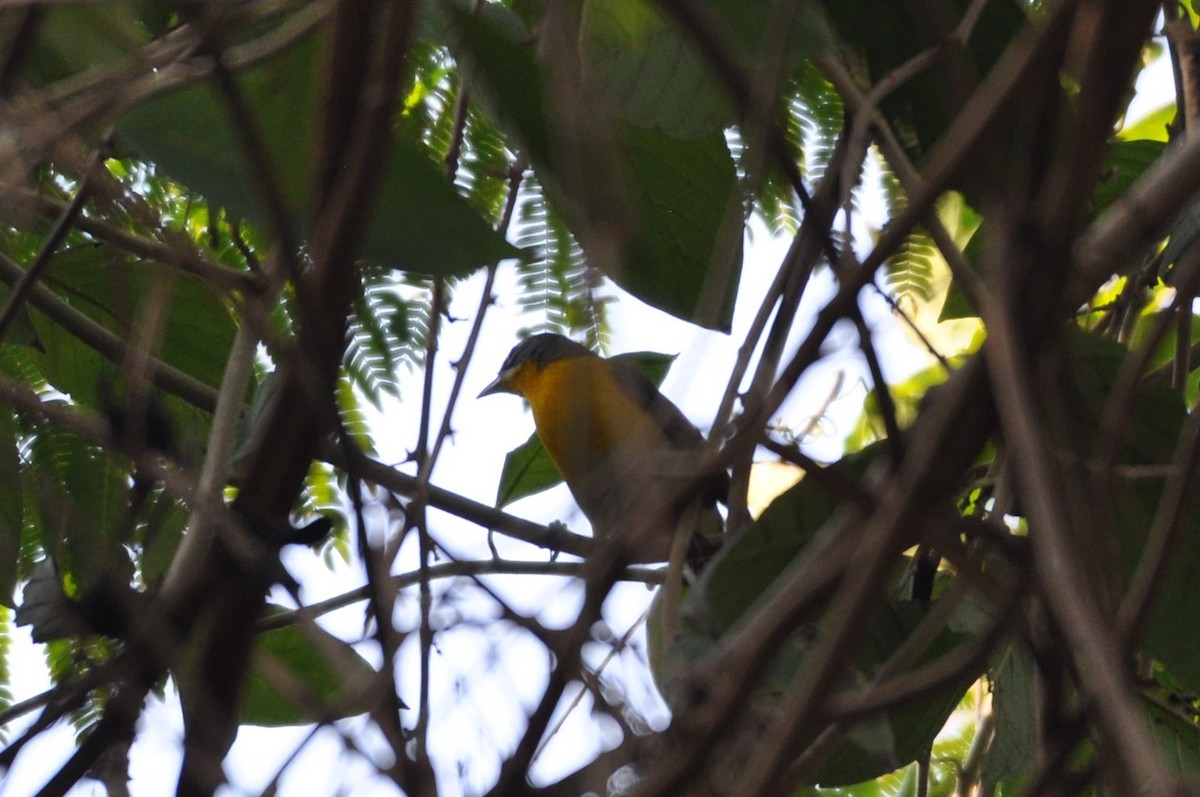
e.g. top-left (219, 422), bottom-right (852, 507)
top-left (531, 607), bottom-right (652, 763)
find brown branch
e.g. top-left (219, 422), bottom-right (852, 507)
top-left (259, 559), bottom-right (663, 633)
top-left (1070, 119), bottom-right (1200, 307)
top-left (979, 291), bottom-right (1179, 794)
top-left (328, 442), bottom-right (595, 557)
top-left (168, 2), bottom-right (423, 790)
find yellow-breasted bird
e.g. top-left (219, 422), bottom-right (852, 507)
top-left (479, 333), bottom-right (727, 564)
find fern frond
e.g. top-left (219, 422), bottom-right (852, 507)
top-left (43, 636), bottom-right (114, 741)
top-left (459, 110), bottom-right (513, 221)
top-left (885, 227), bottom-right (938, 306)
top-left (394, 274), bottom-right (435, 370)
top-left (0, 606), bottom-right (11, 740)
top-left (513, 177), bottom-right (611, 349)
top-left (873, 144), bottom-right (907, 220)
top-left (344, 262), bottom-right (440, 409)
top-left (741, 64), bottom-right (844, 235)
top-left (793, 63), bottom-right (844, 186)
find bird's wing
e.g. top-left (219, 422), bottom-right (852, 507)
top-left (606, 359), bottom-right (704, 451)
top-left (607, 358), bottom-right (730, 505)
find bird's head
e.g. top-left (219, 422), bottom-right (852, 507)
top-left (478, 333), bottom-right (595, 399)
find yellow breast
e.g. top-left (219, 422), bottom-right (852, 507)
top-left (515, 356), bottom-right (666, 488)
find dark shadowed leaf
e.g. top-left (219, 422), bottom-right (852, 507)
top-left (819, 0), bottom-right (1026, 163)
top-left (1093, 139), bottom-right (1166, 217)
top-left (118, 35), bottom-right (515, 278)
top-left (27, 4), bottom-right (147, 85)
top-left (1058, 331), bottom-right (1200, 693)
top-left (444, 1), bottom-right (741, 329)
top-left (616, 127), bottom-right (742, 331)
top-left (580, 0), bottom-right (733, 138)
top-left (982, 639), bottom-right (1038, 785)
top-left (652, 443), bottom-right (979, 786)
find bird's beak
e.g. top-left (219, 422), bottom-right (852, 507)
top-left (477, 375), bottom-right (509, 398)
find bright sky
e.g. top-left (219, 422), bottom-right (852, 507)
top-left (0, 45), bottom-right (1176, 797)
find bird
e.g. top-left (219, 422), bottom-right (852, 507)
top-left (478, 332), bottom-right (727, 564)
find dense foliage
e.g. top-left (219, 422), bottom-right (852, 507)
top-left (0, 1), bottom-right (1194, 795)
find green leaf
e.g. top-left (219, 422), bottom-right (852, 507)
top-left (496, 432), bottom-right (562, 509)
top-left (653, 443), bottom-right (979, 786)
top-left (580, 0), bottom-right (733, 138)
top-left (42, 244), bottom-right (237, 392)
top-left (938, 222), bottom-right (987, 322)
top-left (1118, 102), bottom-right (1176, 142)
top-left (1146, 698), bottom-right (1200, 775)
top-left (119, 43), bottom-right (315, 228)
top-left (437, 1), bottom-right (553, 163)
top-left (27, 305), bottom-right (108, 411)
top-left (365, 137), bottom-right (520, 274)
top-left (138, 489), bottom-right (187, 587)
top-left (616, 127), bottom-right (742, 331)
top-left (1093, 139), bottom-right (1166, 217)
top-left (27, 4), bottom-right (147, 85)
top-left (0, 406), bottom-right (22, 607)
top-left (444, 1), bottom-right (742, 329)
top-left (820, 0), bottom-right (1026, 161)
top-left (119, 34), bottom-right (514, 278)
top-left (1055, 331), bottom-right (1200, 694)
top-left (982, 640), bottom-right (1038, 784)
top-left (847, 361), bottom-right (958, 453)
top-left (697, 445), bottom-right (878, 631)
top-left (28, 424), bottom-right (129, 592)
top-left (242, 605), bottom-right (379, 727)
